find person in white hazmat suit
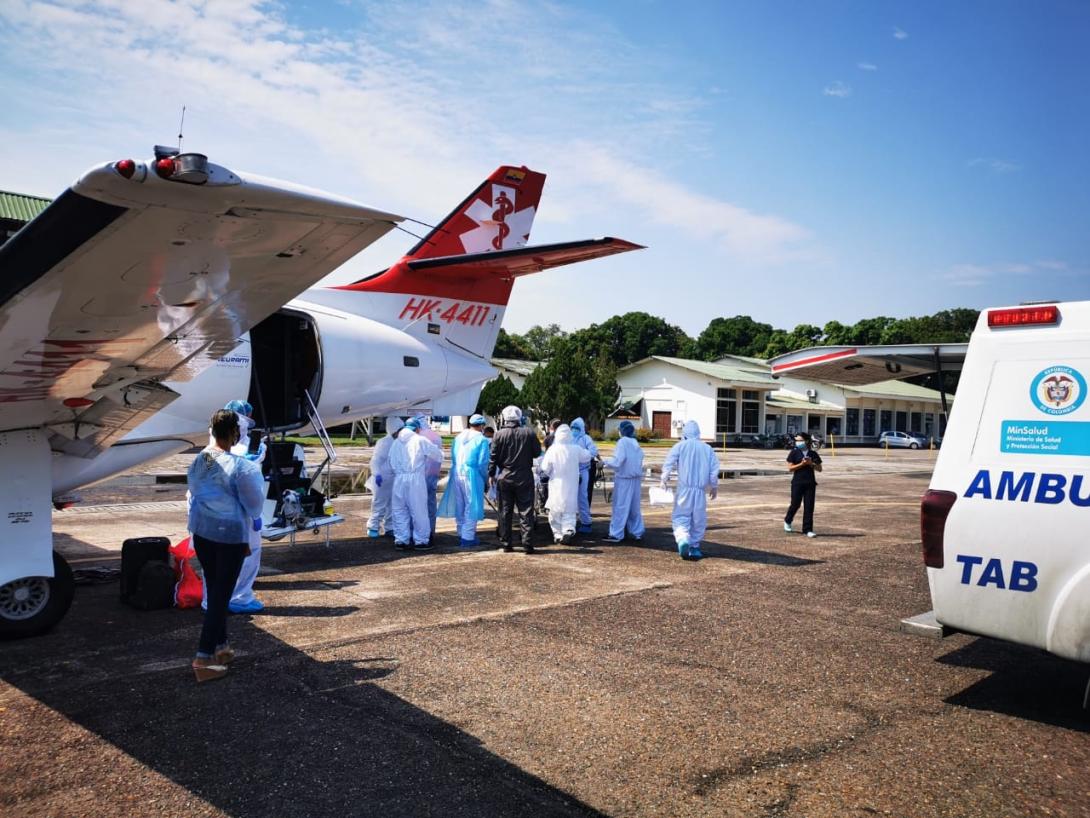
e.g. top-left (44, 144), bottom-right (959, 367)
top-left (390, 418), bottom-right (443, 549)
top-left (538, 424), bottom-right (592, 544)
top-left (660, 420), bottom-right (720, 561)
top-left (197, 400), bottom-right (267, 614)
top-left (437, 414), bottom-right (490, 547)
top-left (367, 415), bottom-right (404, 538)
top-left (602, 420), bottom-right (645, 543)
top-left (414, 414), bottom-right (444, 539)
top-left (569, 417), bottom-right (598, 533)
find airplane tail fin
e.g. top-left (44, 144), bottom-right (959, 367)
top-left (405, 165), bottom-right (546, 261)
top-left (328, 166), bottom-right (643, 358)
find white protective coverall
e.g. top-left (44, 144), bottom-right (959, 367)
top-left (661, 420), bottom-right (719, 550)
top-left (570, 417), bottom-right (598, 528)
top-left (415, 415), bottom-right (444, 536)
top-left (603, 430), bottom-right (645, 540)
top-left (389, 427), bottom-right (443, 545)
top-left (227, 415), bottom-right (267, 608)
top-left (538, 425), bottom-right (592, 541)
top-left (367, 416), bottom-right (404, 535)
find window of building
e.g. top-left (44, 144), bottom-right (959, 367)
top-left (846, 408), bottom-right (859, 436)
top-left (896, 410), bottom-right (908, 431)
top-left (880, 409), bottom-right (892, 433)
top-left (910, 412), bottom-right (922, 433)
top-left (863, 409), bottom-right (876, 437)
top-left (786, 414), bottom-right (803, 434)
top-left (716, 388), bottom-right (736, 436)
top-left (826, 416), bottom-right (842, 436)
top-left (740, 390), bottom-right (760, 434)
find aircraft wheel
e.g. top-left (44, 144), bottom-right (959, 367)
top-left (0, 552), bottom-right (75, 639)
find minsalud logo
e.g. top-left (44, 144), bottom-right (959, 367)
top-left (1030, 366), bottom-right (1086, 416)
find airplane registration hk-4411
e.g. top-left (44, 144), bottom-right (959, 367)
top-left (0, 149), bottom-right (642, 637)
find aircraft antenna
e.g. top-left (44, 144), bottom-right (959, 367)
top-left (392, 224), bottom-right (430, 242)
top-left (177, 105), bottom-right (187, 153)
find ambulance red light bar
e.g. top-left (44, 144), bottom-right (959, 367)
top-left (987, 305), bottom-right (1059, 328)
top-left (920, 489), bottom-right (957, 568)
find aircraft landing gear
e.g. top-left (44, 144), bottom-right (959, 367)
top-left (0, 552), bottom-right (75, 639)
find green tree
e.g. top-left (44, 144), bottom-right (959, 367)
top-left (476, 374), bottom-right (520, 418)
top-left (693, 315), bottom-right (775, 360)
top-left (520, 338), bottom-right (619, 428)
top-left (493, 328), bottom-right (533, 359)
top-left (821, 320), bottom-right (853, 345)
top-left (520, 323), bottom-right (568, 360)
top-left (569, 312), bottom-right (693, 367)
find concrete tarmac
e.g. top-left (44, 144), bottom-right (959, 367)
top-left (2, 448), bottom-right (1088, 817)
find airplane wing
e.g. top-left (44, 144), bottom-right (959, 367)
top-left (768, 343), bottom-right (970, 385)
top-left (405, 237), bottom-right (644, 279)
top-left (0, 151), bottom-right (401, 456)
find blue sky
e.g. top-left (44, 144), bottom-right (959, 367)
top-left (1, 0), bottom-right (1087, 335)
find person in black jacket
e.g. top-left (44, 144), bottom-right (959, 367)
top-left (489, 405), bottom-right (542, 553)
top-left (784, 432), bottom-right (823, 537)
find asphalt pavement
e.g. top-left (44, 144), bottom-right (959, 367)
top-left (2, 448), bottom-right (1088, 817)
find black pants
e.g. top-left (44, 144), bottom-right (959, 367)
top-left (497, 481), bottom-right (534, 547)
top-left (785, 483), bottom-right (816, 534)
top-left (193, 534), bottom-right (248, 657)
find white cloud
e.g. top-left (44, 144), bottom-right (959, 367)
top-left (0, 0), bottom-right (814, 271)
top-left (943, 260), bottom-right (1070, 287)
top-left (968, 157), bottom-right (1021, 174)
top-left (823, 81), bottom-right (852, 98)
top-left (857, 62), bottom-right (878, 71)
top-left (893, 27), bottom-right (909, 40)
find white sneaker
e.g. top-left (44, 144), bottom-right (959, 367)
top-left (783, 522), bottom-right (792, 533)
top-left (806, 531), bottom-right (817, 538)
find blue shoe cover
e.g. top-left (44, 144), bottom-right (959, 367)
top-left (459, 538), bottom-right (476, 549)
top-left (577, 524), bottom-right (593, 534)
top-left (368, 529), bottom-right (381, 538)
top-left (677, 540), bottom-right (691, 559)
top-left (229, 599), bottom-right (265, 614)
top-left (689, 546), bottom-right (704, 561)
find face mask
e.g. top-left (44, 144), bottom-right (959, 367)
top-left (795, 441), bottom-right (807, 449)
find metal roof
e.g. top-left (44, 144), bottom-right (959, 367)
top-left (768, 343), bottom-right (968, 385)
top-left (766, 395), bottom-right (842, 412)
top-left (622, 356), bottom-right (778, 387)
top-left (0, 190), bottom-right (52, 224)
top-left (490, 358), bottom-right (542, 377)
top-left (839, 379), bottom-right (953, 402)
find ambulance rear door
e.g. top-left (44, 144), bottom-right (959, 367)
top-left (927, 301), bottom-right (1090, 661)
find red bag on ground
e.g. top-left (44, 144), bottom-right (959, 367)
top-left (170, 536), bottom-right (202, 609)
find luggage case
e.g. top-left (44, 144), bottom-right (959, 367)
top-left (120, 536), bottom-right (170, 604)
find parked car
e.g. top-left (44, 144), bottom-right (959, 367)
top-left (878, 430), bottom-right (930, 449)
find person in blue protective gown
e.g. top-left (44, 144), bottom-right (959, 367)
top-left (187, 409), bottom-right (266, 682)
top-left (389, 418), bottom-right (443, 550)
top-left (437, 414), bottom-right (491, 547)
top-left (659, 420), bottom-right (720, 561)
top-left (569, 417), bottom-right (598, 534)
top-left (602, 420), bottom-right (645, 543)
top-left (223, 399), bottom-right (267, 613)
top-left (414, 414), bottom-right (444, 542)
top-left (538, 424), bottom-right (591, 544)
top-left (367, 415), bottom-right (404, 538)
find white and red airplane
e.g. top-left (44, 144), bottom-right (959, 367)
top-left (0, 151), bottom-right (642, 637)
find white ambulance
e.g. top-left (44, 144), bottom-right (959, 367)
top-left (920, 301), bottom-right (1089, 664)
top-left (769, 301), bottom-right (1090, 665)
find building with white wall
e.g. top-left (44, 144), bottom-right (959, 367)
top-left (614, 354), bottom-right (952, 445)
top-left (616, 356), bottom-right (779, 442)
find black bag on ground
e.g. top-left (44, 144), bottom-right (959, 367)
top-left (120, 536), bottom-right (170, 604)
top-left (128, 561), bottom-right (177, 611)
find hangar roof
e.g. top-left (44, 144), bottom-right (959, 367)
top-left (768, 343), bottom-right (968, 385)
top-left (0, 190), bottom-right (51, 224)
top-left (622, 356), bottom-right (777, 388)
